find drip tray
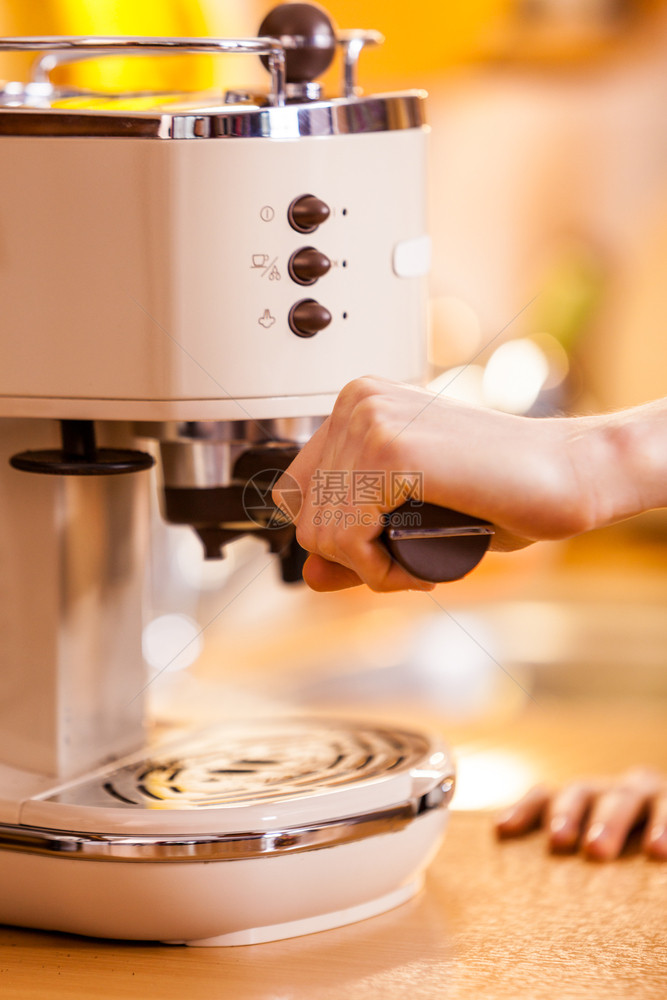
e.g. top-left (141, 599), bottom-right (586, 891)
top-left (0, 718), bottom-right (455, 945)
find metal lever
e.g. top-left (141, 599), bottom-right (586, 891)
top-left (0, 36), bottom-right (287, 106)
top-left (380, 500), bottom-right (494, 583)
top-left (0, 28), bottom-right (384, 106)
top-left (336, 30), bottom-right (383, 97)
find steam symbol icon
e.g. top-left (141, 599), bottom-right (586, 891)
top-left (258, 309), bottom-right (276, 329)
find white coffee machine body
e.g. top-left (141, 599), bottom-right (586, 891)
top-left (0, 13), bottom-right (455, 946)
top-left (0, 101), bottom-right (429, 421)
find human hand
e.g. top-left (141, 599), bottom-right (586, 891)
top-left (274, 376), bottom-right (601, 592)
top-left (495, 767), bottom-right (667, 860)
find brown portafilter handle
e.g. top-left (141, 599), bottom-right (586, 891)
top-left (379, 500), bottom-right (494, 583)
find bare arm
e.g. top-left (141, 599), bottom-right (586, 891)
top-left (275, 377), bottom-right (667, 593)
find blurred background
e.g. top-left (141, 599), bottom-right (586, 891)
top-left (2, 0), bottom-right (666, 809)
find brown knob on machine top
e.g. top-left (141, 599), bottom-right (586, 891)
top-left (288, 195), bottom-right (330, 233)
top-left (258, 3), bottom-right (337, 84)
top-left (289, 247), bottom-right (331, 285)
top-left (289, 299), bottom-right (332, 337)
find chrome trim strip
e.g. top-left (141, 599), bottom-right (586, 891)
top-left (387, 525), bottom-right (495, 541)
top-left (150, 416), bottom-right (324, 490)
top-left (0, 784), bottom-right (452, 863)
top-left (144, 416), bottom-right (325, 444)
top-left (0, 93), bottom-right (426, 139)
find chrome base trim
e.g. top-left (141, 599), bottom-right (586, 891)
top-left (0, 783), bottom-right (453, 864)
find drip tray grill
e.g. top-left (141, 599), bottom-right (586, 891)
top-left (45, 719), bottom-right (435, 811)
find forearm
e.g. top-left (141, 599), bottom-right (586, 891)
top-left (279, 379), bottom-right (667, 592)
top-left (580, 399), bottom-right (667, 529)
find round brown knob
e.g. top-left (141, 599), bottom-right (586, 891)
top-left (289, 299), bottom-right (332, 338)
top-left (289, 247), bottom-right (331, 285)
top-left (258, 3), bottom-right (337, 84)
top-left (288, 194), bottom-right (330, 233)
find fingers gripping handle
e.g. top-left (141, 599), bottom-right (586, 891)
top-left (379, 501), bottom-right (494, 583)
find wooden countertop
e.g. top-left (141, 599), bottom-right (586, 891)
top-left (2, 700), bottom-right (666, 1000)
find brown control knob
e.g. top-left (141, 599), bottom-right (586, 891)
top-left (288, 194), bottom-right (330, 233)
top-left (289, 299), bottom-right (332, 338)
top-left (289, 247), bottom-right (331, 285)
top-left (258, 4), bottom-right (337, 84)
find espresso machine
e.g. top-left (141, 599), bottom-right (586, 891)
top-left (0, 4), bottom-right (468, 945)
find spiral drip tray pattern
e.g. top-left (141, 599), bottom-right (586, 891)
top-left (46, 719), bottom-right (434, 811)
